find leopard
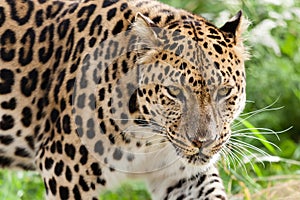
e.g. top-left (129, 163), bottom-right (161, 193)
top-left (0, 0), bottom-right (249, 199)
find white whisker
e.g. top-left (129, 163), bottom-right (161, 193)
top-left (245, 100), bottom-right (255, 103)
top-left (142, 140), bottom-right (169, 148)
top-left (229, 140), bottom-right (270, 167)
top-left (221, 147), bottom-right (239, 170)
top-left (224, 145), bottom-right (249, 172)
top-left (233, 97), bottom-right (283, 128)
top-left (232, 134), bottom-right (281, 151)
top-left (230, 138), bottom-right (271, 157)
top-left (240, 97), bottom-right (281, 117)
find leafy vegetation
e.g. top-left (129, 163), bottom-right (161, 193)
top-left (0, 170), bottom-right (44, 200)
top-left (1, 0), bottom-right (299, 199)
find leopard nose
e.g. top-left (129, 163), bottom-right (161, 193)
top-left (191, 138), bottom-right (215, 149)
top-left (191, 139), bottom-right (204, 148)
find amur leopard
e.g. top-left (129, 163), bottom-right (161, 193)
top-left (0, 0), bottom-right (248, 199)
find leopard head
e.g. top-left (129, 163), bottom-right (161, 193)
top-left (131, 12), bottom-right (248, 167)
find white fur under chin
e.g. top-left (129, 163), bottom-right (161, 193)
top-left (128, 141), bottom-right (221, 181)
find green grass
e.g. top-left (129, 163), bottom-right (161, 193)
top-left (99, 181), bottom-right (151, 200)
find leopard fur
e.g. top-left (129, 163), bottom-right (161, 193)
top-left (0, 0), bottom-right (248, 199)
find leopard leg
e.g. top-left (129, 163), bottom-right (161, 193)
top-left (148, 166), bottom-right (227, 200)
top-left (36, 139), bottom-right (109, 200)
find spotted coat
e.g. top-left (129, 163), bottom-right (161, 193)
top-left (0, 0), bottom-right (248, 199)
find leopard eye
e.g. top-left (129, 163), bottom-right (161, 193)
top-left (216, 86), bottom-right (233, 101)
top-left (166, 86), bottom-right (182, 98)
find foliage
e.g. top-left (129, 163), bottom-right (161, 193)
top-left (99, 181), bottom-right (151, 200)
top-left (0, 170), bottom-right (44, 200)
top-left (1, 0), bottom-right (299, 199)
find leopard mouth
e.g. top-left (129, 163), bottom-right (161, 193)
top-left (173, 147), bottom-right (212, 166)
top-left (165, 131), bottom-right (224, 166)
top-left (169, 138), bottom-right (223, 166)
top-left (168, 140), bottom-right (210, 165)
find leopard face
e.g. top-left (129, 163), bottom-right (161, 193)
top-left (130, 12), bottom-right (247, 167)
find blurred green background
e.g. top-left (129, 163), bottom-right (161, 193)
top-left (1, 0), bottom-right (299, 199)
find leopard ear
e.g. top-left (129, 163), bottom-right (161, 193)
top-left (220, 11), bottom-right (245, 37)
top-left (132, 12), bottom-right (162, 63)
top-left (132, 12), bottom-right (162, 48)
top-left (220, 10), bottom-right (250, 60)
